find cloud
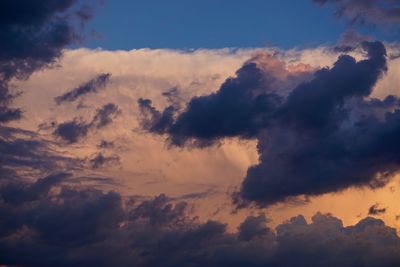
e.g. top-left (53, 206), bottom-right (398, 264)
top-left (98, 140), bottom-right (115, 149)
top-left (55, 73), bottom-right (111, 105)
top-left (0, 0), bottom-right (94, 123)
top-left (1, 176), bottom-right (400, 267)
top-left (238, 214), bottom-right (272, 241)
top-left (53, 103), bottom-right (121, 143)
top-left (92, 103), bottom-right (121, 129)
top-left (9, 44), bottom-right (400, 229)
top-left (369, 203), bottom-right (387, 215)
top-left (15, 4), bottom-right (394, 266)
top-left (53, 118), bottom-right (90, 143)
top-left (0, 126), bottom-right (78, 180)
top-left (138, 53), bottom-right (310, 147)
top-left (313, 0), bottom-right (400, 26)
top-left (0, 172), bottom-right (71, 205)
top-left (90, 152), bottom-right (121, 169)
top-left (138, 42), bottom-right (400, 207)
top-left (335, 29), bottom-right (374, 52)
top-left (138, 98), bottom-right (176, 136)
top-left (11, 46), bottom-right (264, 211)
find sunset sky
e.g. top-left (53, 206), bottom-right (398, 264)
top-left (2, 1), bottom-right (400, 266)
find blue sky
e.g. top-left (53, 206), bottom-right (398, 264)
top-left (85, 0), bottom-right (349, 49)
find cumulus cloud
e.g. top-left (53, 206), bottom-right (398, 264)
top-left (98, 140), bottom-right (115, 149)
top-left (139, 41), bottom-right (400, 207)
top-left (1, 176), bottom-right (400, 267)
top-left (7, 43), bottom-right (400, 241)
top-left (53, 118), bottom-right (90, 143)
top-left (238, 213), bottom-right (272, 241)
top-left (369, 203), bottom-right (387, 216)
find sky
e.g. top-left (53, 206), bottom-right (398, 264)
top-left (2, 0), bottom-right (400, 267)
top-left (85, 0), bottom-right (345, 49)
top-left (84, 0), bottom-right (400, 49)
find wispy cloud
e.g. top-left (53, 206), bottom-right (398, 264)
top-left (55, 73), bottom-right (111, 105)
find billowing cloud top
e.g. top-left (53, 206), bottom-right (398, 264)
top-left (140, 41), bottom-right (400, 207)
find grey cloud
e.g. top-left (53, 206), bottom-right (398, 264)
top-left (140, 41), bottom-right (397, 207)
top-left (1, 178), bottom-right (400, 267)
top-left (55, 73), bottom-right (111, 105)
top-left (0, 126), bottom-right (78, 180)
top-left (90, 153), bottom-right (121, 169)
top-left (54, 103), bottom-right (121, 143)
top-left (313, 0), bottom-right (400, 26)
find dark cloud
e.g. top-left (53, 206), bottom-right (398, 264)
top-left (2, 177), bottom-right (400, 267)
top-left (54, 103), bottom-right (121, 143)
top-left (139, 42), bottom-right (400, 207)
top-left (162, 87), bottom-right (185, 109)
top-left (138, 98), bottom-right (176, 136)
top-left (313, 0), bottom-right (400, 26)
top-left (53, 119), bottom-right (90, 143)
top-left (174, 189), bottom-right (218, 201)
top-left (55, 73), bottom-right (111, 104)
top-left (0, 0), bottom-right (94, 123)
top-left (0, 126), bottom-right (79, 180)
top-left (369, 203), bottom-right (387, 215)
top-left (238, 214), bottom-right (272, 241)
top-left (0, 108), bottom-right (22, 123)
top-left (91, 103), bottom-right (121, 129)
top-left (138, 61), bottom-right (283, 147)
top-left (90, 152), bottom-right (121, 169)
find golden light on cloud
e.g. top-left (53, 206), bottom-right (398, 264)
top-left (8, 46), bottom-right (400, 231)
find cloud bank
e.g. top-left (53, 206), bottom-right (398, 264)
top-left (139, 41), bottom-right (400, 207)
